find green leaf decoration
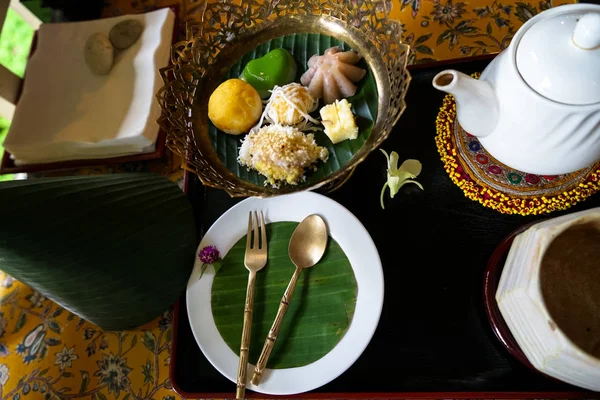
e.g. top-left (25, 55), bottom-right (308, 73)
top-left (96, 392), bottom-right (108, 400)
top-left (209, 33), bottom-right (378, 187)
top-left (415, 33), bottom-right (432, 45)
top-left (39, 344), bottom-right (47, 360)
top-left (48, 321), bottom-right (61, 333)
top-left (130, 334), bottom-right (137, 350)
top-left (142, 360), bottom-right (153, 384)
top-left (50, 308), bottom-right (64, 318)
top-left (46, 338), bottom-right (61, 346)
top-left (79, 371), bottom-right (89, 394)
top-left (12, 311), bottom-right (26, 333)
top-left (0, 173), bottom-right (196, 331)
top-left (212, 222), bottom-right (357, 369)
top-left (142, 331), bottom-right (156, 352)
top-left (437, 29), bottom-right (452, 45)
top-left (415, 45), bottom-right (434, 55)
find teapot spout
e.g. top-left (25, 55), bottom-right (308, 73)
top-left (432, 70), bottom-right (498, 138)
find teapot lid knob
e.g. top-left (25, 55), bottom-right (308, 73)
top-left (573, 13), bottom-right (600, 50)
top-left (516, 5), bottom-right (600, 105)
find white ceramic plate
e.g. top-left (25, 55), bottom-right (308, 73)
top-left (186, 191), bottom-right (384, 395)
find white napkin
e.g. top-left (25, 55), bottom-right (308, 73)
top-left (4, 8), bottom-right (175, 165)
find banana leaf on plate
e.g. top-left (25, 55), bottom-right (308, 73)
top-left (212, 221), bottom-right (357, 368)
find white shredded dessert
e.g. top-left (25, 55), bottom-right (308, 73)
top-left (238, 124), bottom-right (329, 187)
top-left (251, 83), bottom-right (320, 132)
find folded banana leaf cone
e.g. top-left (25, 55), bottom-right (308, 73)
top-left (0, 173), bottom-right (197, 331)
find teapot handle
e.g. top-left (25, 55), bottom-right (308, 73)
top-left (573, 13), bottom-right (600, 50)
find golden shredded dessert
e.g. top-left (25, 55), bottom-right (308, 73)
top-left (238, 124), bottom-right (329, 187)
top-left (253, 83), bottom-right (320, 131)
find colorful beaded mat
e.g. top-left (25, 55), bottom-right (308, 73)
top-left (435, 87), bottom-right (600, 216)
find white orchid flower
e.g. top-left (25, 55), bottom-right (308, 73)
top-left (380, 149), bottom-right (423, 209)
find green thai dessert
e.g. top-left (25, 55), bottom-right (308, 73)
top-left (240, 48), bottom-right (297, 98)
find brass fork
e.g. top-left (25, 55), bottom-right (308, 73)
top-left (236, 211), bottom-right (267, 400)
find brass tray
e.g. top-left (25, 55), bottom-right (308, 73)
top-left (156, 0), bottom-right (411, 197)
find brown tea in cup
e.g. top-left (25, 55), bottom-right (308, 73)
top-left (540, 221), bottom-right (600, 359)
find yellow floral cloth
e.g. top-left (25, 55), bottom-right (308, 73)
top-left (103, 0), bottom-right (575, 64)
top-left (0, 271), bottom-right (173, 400)
top-left (0, 1), bottom-right (576, 399)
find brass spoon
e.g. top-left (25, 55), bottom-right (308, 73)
top-left (250, 214), bottom-right (328, 386)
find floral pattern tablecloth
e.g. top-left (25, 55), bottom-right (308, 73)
top-left (0, 0), bottom-right (576, 399)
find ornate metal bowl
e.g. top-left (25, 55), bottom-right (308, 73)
top-left (157, 0), bottom-right (411, 197)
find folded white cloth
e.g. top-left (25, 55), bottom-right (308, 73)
top-left (4, 8), bottom-right (175, 165)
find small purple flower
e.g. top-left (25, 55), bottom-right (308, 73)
top-left (198, 246), bottom-right (220, 264)
top-left (198, 245), bottom-right (223, 279)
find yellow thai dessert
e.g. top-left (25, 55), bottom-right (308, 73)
top-left (254, 83), bottom-right (320, 131)
top-left (208, 79), bottom-right (262, 135)
top-left (319, 99), bottom-right (359, 144)
top-left (238, 124), bottom-right (329, 187)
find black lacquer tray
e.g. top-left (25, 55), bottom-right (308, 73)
top-left (171, 55), bottom-right (599, 399)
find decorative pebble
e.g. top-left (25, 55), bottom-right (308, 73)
top-left (84, 33), bottom-right (114, 75)
top-left (109, 19), bottom-right (144, 50)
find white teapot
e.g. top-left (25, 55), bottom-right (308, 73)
top-left (432, 4), bottom-right (600, 176)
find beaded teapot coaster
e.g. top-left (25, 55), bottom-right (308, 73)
top-left (435, 94), bottom-right (600, 215)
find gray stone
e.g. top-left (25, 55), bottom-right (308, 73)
top-left (84, 33), bottom-right (114, 75)
top-left (109, 19), bottom-right (144, 50)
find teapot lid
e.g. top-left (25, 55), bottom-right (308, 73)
top-left (516, 9), bottom-right (600, 105)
